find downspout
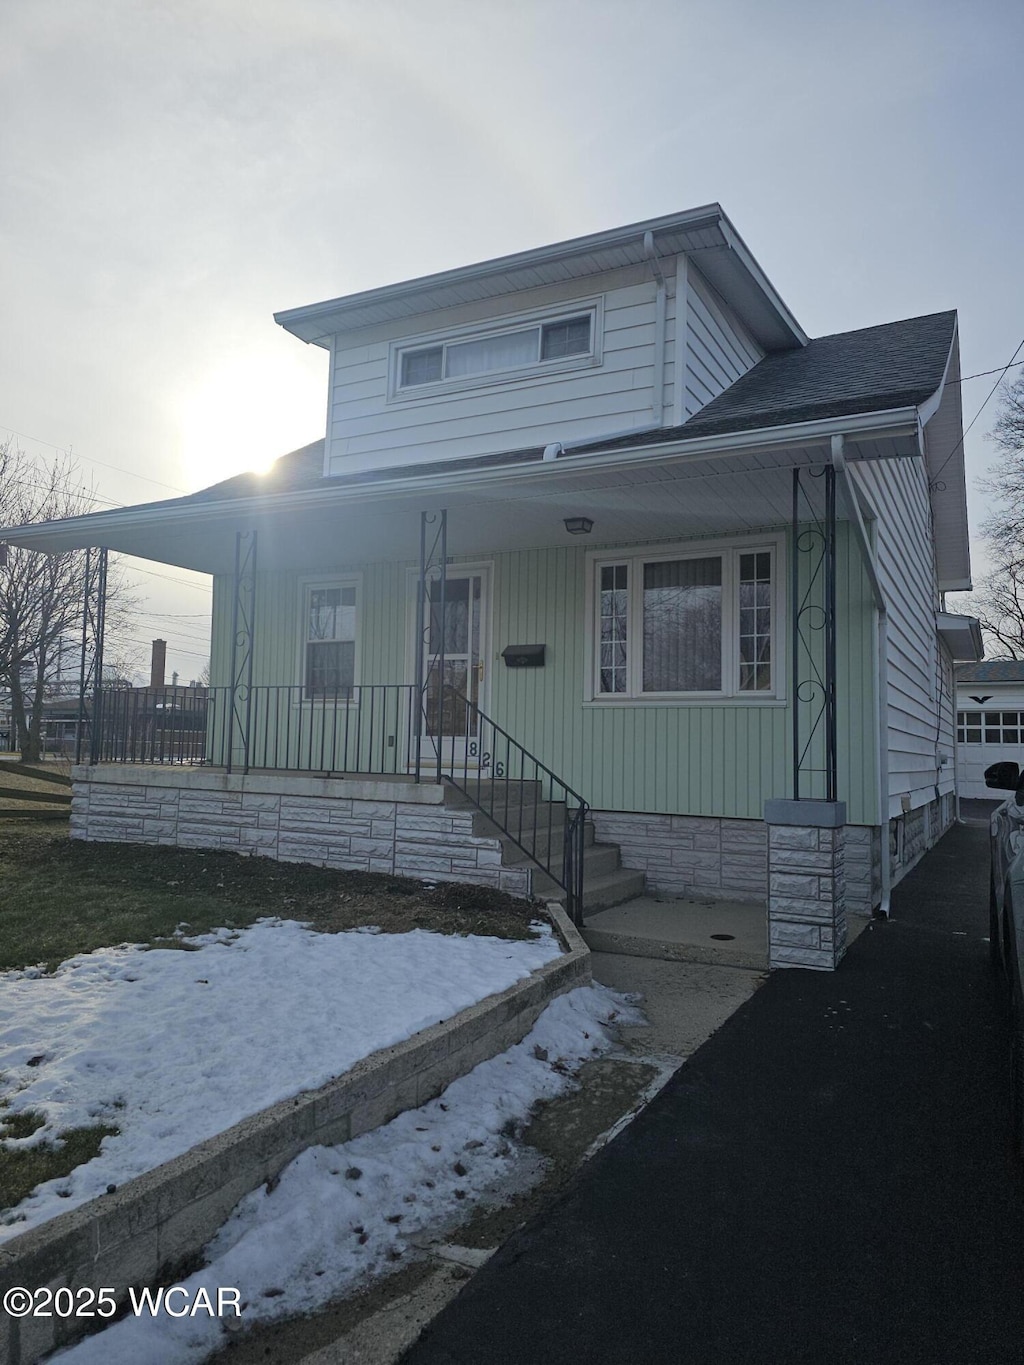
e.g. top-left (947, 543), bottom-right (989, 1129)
top-left (643, 231), bottom-right (668, 429)
top-left (544, 228), bottom-right (669, 464)
top-left (831, 434), bottom-right (892, 918)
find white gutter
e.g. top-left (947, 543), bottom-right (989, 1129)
top-left (831, 434), bottom-right (891, 918)
top-left (916, 322), bottom-right (957, 429)
top-left (0, 405), bottom-right (922, 552)
top-left (643, 231), bottom-right (668, 427)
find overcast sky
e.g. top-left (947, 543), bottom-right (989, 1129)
top-left (2, 0), bottom-right (1022, 681)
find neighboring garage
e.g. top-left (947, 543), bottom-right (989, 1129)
top-left (956, 660), bottom-right (1024, 799)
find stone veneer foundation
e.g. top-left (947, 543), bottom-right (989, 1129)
top-left (69, 767), bottom-right (532, 897)
top-left (764, 800), bottom-right (847, 971)
top-left (70, 770), bottom-right (957, 943)
top-left (589, 811), bottom-right (768, 903)
top-left (590, 806), bottom-right (948, 925)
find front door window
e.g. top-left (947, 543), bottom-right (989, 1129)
top-left (423, 573), bottom-right (486, 759)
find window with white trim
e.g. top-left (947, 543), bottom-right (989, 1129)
top-left (593, 546), bottom-right (777, 699)
top-left (395, 310), bottom-right (596, 392)
top-left (303, 583), bottom-right (357, 698)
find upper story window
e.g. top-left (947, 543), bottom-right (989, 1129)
top-left (589, 540), bottom-right (781, 702)
top-left (391, 304), bottom-right (600, 399)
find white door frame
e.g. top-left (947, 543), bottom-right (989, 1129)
top-left (405, 561), bottom-right (494, 769)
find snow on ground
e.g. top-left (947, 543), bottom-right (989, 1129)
top-left (0, 918), bottom-right (562, 1240)
top-left (51, 982), bottom-right (639, 1365)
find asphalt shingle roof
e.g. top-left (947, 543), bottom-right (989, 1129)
top-left (955, 661), bottom-right (1024, 684)
top-left (674, 310), bottom-right (957, 438)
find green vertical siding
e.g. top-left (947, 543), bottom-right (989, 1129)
top-left (211, 524), bottom-right (878, 823)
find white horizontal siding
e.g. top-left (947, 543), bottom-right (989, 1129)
top-left (851, 456), bottom-right (952, 815)
top-left (683, 265), bottom-right (763, 418)
top-left (321, 255), bottom-right (762, 477)
top-left (325, 266), bottom-right (671, 474)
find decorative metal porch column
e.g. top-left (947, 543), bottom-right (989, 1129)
top-left (790, 464), bottom-right (838, 802)
top-left (414, 509), bottom-right (447, 783)
top-left (764, 465), bottom-right (846, 971)
top-left (76, 547), bottom-right (108, 764)
top-left (227, 529), bottom-right (258, 774)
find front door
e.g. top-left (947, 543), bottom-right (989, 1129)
top-left (420, 570), bottom-right (489, 768)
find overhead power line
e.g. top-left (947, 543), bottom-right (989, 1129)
top-left (932, 334), bottom-right (1024, 484)
top-left (0, 423), bottom-right (188, 495)
top-left (955, 358), bottom-right (1024, 385)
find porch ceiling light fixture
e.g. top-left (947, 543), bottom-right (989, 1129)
top-left (563, 516), bottom-right (594, 535)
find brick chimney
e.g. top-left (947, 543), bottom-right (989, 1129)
top-left (150, 639), bottom-right (167, 690)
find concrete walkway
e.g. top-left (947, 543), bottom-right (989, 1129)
top-left (583, 895), bottom-right (771, 969)
top-left (401, 816), bottom-right (1024, 1364)
top-left (583, 894), bottom-right (871, 971)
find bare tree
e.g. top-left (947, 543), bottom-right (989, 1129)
top-left (957, 560), bottom-right (1024, 659)
top-left (947, 372), bottom-right (1024, 658)
top-left (979, 370), bottom-right (1024, 559)
top-left (0, 438), bottom-right (136, 761)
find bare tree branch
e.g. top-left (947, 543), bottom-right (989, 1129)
top-left (1, 437), bottom-right (137, 760)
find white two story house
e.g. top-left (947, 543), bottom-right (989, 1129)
top-left (1, 204), bottom-right (982, 969)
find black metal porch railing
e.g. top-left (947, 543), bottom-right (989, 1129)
top-left (90, 681), bottom-right (588, 923)
top-left (436, 685), bottom-right (588, 925)
top-left (93, 684), bottom-right (420, 775)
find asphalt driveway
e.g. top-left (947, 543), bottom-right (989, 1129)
top-left (402, 814), bottom-right (1024, 1364)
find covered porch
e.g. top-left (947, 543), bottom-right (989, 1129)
top-left (6, 423), bottom-right (917, 957)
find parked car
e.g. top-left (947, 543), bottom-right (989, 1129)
top-left (984, 759), bottom-right (1024, 1161)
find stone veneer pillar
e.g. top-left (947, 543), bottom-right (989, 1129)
top-left (763, 799), bottom-right (847, 971)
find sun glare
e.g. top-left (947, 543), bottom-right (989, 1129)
top-left (178, 349), bottom-right (326, 491)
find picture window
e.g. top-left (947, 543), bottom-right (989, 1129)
top-left (592, 544), bottom-right (776, 699)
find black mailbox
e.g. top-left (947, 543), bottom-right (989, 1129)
top-left (502, 644), bottom-right (545, 668)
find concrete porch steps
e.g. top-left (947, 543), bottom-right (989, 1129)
top-left (441, 780), bottom-right (644, 913)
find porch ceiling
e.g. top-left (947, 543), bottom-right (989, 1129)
top-left (0, 429), bottom-right (914, 576)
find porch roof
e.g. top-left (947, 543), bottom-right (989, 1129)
top-left (0, 310), bottom-right (967, 580)
top-left (0, 410), bottom-right (919, 576)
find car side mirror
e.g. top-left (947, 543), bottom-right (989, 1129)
top-left (984, 760), bottom-right (1021, 791)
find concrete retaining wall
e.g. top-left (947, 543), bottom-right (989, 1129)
top-left (0, 910), bottom-right (588, 1365)
top-left (69, 767), bottom-right (532, 897)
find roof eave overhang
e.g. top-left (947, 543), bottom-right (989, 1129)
top-left (274, 205), bottom-right (808, 353)
top-left (936, 611), bottom-right (985, 662)
top-left (0, 405), bottom-right (920, 557)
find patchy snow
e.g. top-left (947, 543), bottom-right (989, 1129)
top-left (0, 918), bottom-right (561, 1240)
top-left (50, 982), bottom-right (638, 1365)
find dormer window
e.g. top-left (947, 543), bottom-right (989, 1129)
top-left (392, 305), bottom-right (600, 397)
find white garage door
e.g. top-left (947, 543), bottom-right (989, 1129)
top-left (957, 707), bottom-right (1024, 799)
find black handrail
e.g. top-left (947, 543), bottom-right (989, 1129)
top-left (434, 684), bottom-right (587, 925)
